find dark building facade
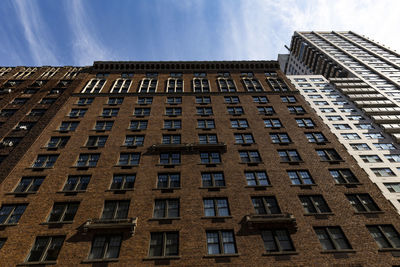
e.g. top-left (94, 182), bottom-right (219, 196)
top-left (0, 61), bottom-right (400, 266)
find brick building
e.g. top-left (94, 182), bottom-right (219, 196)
top-left (0, 61), bottom-right (400, 266)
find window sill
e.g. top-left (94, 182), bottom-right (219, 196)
top-left (162, 128), bottom-right (178, 131)
top-left (280, 161), bottom-right (304, 165)
top-left (106, 189), bottom-right (134, 193)
top-left (81, 258), bottom-right (119, 264)
top-left (230, 114), bottom-right (243, 116)
top-left (235, 143), bottom-right (256, 146)
top-left (74, 166), bottom-right (96, 170)
top-left (143, 256), bottom-right (181, 261)
top-left (121, 145), bottom-right (143, 149)
top-left (197, 128), bottom-right (213, 131)
top-left (114, 165), bottom-right (139, 168)
top-left (165, 115), bottom-right (178, 117)
top-left (245, 185), bottom-right (271, 190)
top-left (304, 213), bottom-right (334, 218)
top-left (354, 211), bottom-right (384, 215)
top-left (156, 164), bottom-right (180, 168)
top-left (239, 162), bottom-right (263, 166)
top-left (17, 261), bottom-right (57, 266)
top-left (199, 186), bottom-right (226, 191)
top-left (56, 190), bottom-right (86, 194)
top-left (128, 129), bottom-right (144, 132)
top-left (262, 251), bottom-right (298, 256)
top-left (320, 160), bottom-right (344, 164)
top-left (334, 183), bottom-right (362, 188)
top-left (152, 188), bottom-right (181, 192)
top-left (199, 114), bottom-right (212, 117)
top-left (40, 221), bottom-right (73, 225)
top-left (201, 216), bottom-right (232, 220)
top-left (320, 249), bottom-right (356, 254)
top-left (203, 254), bottom-right (240, 258)
top-left (6, 191), bottom-right (37, 196)
top-left (232, 127), bottom-right (248, 130)
top-left (199, 163), bottom-right (222, 167)
top-left (0, 223), bottom-right (18, 228)
top-left (28, 167), bottom-right (54, 171)
top-left (378, 248), bottom-right (400, 252)
top-left (149, 217), bottom-right (181, 221)
top-left (290, 184), bottom-right (317, 189)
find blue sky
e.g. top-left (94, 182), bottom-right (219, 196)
top-left (1, 0), bottom-right (399, 66)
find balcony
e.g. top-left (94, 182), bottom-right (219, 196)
top-left (241, 213), bottom-right (297, 233)
top-left (83, 217), bottom-right (137, 236)
top-left (149, 143), bottom-right (226, 153)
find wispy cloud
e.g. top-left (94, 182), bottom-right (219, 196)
top-left (219, 0), bottom-right (400, 60)
top-left (65, 0), bottom-right (114, 66)
top-left (12, 0), bottom-right (59, 65)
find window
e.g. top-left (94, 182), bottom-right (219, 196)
top-left (329, 169), bottom-right (359, 184)
top-left (195, 96), bottom-right (211, 104)
top-left (200, 152), bottom-right (221, 164)
top-left (288, 106), bottom-right (305, 114)
top-left (224, 96), bottom-right (239, 104)
top-left (15, 121), bottom-right (35, 131)
top-left (38, 97), bottom-right (57, 105)
top-left (166, 97), bottom-right (181, 104)
top-left (326, 115), bottom-right (343, 121)
top-left (341, 133), bottom-right (361, 140)
top-left (124, 135), bottom-right (145, 146)
top-left (102, 108), bottom-right (119, 117)
top-left (278, 150), bottom-right (302, 162)
top-left (350, 143), bottom-right (371, 151)
top-left (110, 174), bottom-right (135, 190)
top-left (374, 143), bottom-right (396, 150)
top-left (134, 108), bottom-right (151, 116)
top-left (319, 108), bottom-right (335, 113)
top-left (149, 232), bottom-right (179, 257)
top-left (257, 106), bottom-right (274, 115)
top-left (218, 78), bottom-right (236, 92)
top-left (89, 235), bottom-right (122, 260)
top-left (32, 154), bottom-right (58, 168)
top-left (333, 124), bottom-right (351, 130)
top-left (166, 77), bottom-right (183, 93)
top-left (367, 225), bottom-right (400, 249)
top-left (193, 78), bottom-right (210, 92)
top-left (69, 108), bottom-right (86, 118)
top-left (130, 120), bottom-right (148, 130)
top-left (264, 119), bottom-right (282, 128)
top-left (270, 133), bottom-right (291, 144)
top-left (139, 76), bottom-right (158, 93)
top-left (76, 154), bottom-right (100, 167)
top-left (316, 149), bottom-right (342, 161)
top-left (201, 172), bottom-right (225, 187)
top-left (305, 132), bottom-right (327, 143)
top-left (266, 78), bottom-right (289, 92)
top-left (0, 204), bottom-right (27, 224)
top-left (239, 150), bottom-right (261, 163)
top-left (261, 230), bottom-right (295, 253)
top-left (47, 202), bottom-right (79, 223)
top-left (242, 77), bottom-right (263, 91)
top-left (162, 135), bottom-right (181, 144)
top-left (197, 119), bottom-right (215, 129)
top-left (160, 152), bottom-right (180, 165)
top-left (253, 96), bottom-right (268, 103)
top-left (118, 153), bottom-right (140, 166)
top-left (26, 236), bottom-right (65, 263)
top-left (47, 137), bottom-right (69, 149)
top-left (346, 194), bottom-right (380, 212)
top-left (157, 173), bottom-right (180, 189)
top-left (110, 79), bottom-right (131, 93)
top-left (12, 97), bottom-right (29, 104)
top-left (101, 200), bottom-right (130, 220)
top-left (94, 121), bottom-right (113, 131)
top-left (360, 155), bottom-right (382, 163)
top-left (0, 109), bottom-right (16, 117)
top-left (385, 154), bottom-right (400, 162)
top-left (339, 108), bottom-right (356, 113)
top-left (371, 168), bottom-right (395, 177)
top-left (281, 96), bottom-right (296, 103)
top-left (346, 115), bottom-right (364, 121)
top-left (86, 136), bottom-right (108, 147)
top-left (313, 101), bottom-right (328, 105)
top-left (299, 195), bottom-right (331, 214)
top-left (27, 109), bottom-right (46, 117)
top-left (165, 107), bottom-right (181, 116)
top-left (197, 107), bottom-right (213, 115)
top-left (287, 170), bottom-right (314, 185)
top-left (234, 133), bottom-right (254, 144)
top-left (206, 230), bottom-right (237, 255)
top-left (231, 119), bottom-right (248, 128)
top-left (295, 118), bottom-right (315, 127)
top-left (163, 120), bottom-right (181, 129)
top-left (245, 171), bottom-right (269, 186)
top-left (203, 198), bottom-right (230, 217)
top-left (314, 227), bottom-right (351, 251)
top-left (251, 196), bottom-right (280, 214)
top-left (309, 95), bottom-right (323, 99)
top-left (82, 79), bottom-right (106, 93)
top-left (199, 134), bottom-right (218, 144)
top-left (107, 97), bottom-right (123, 105)
top-left (14, 177), bottom-right (44, 193)
top-left (77, 97), bottom-right (93, 105)
top-left (153, 199), bottom-right (179, 218)
top-left (355, 124), bottom-right (374, 130)
top-left (63, 175), bottom-right (90, 192)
